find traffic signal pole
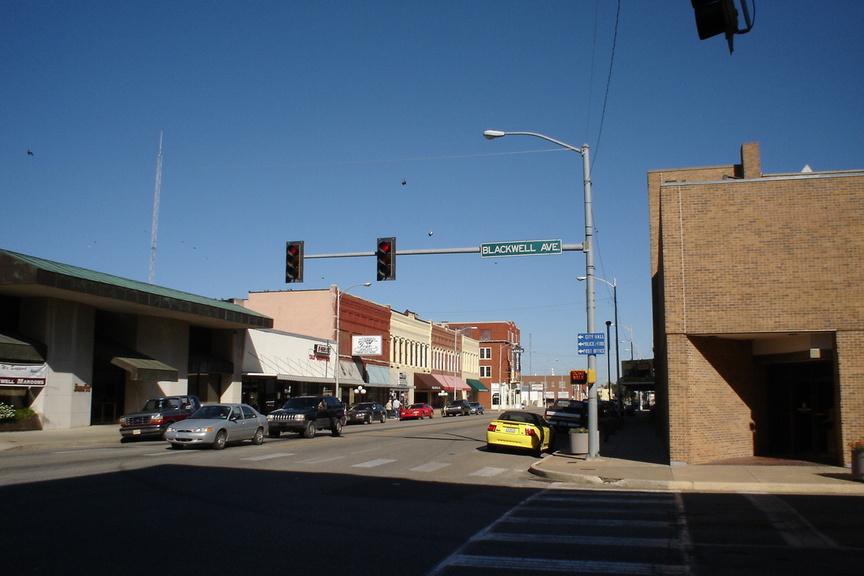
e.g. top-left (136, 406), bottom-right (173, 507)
top-left (303, 244), bottom-right (584, 259)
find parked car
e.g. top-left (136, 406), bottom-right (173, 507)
top-left (266, 395), bottom-right (346, 438)
top-left (443, 399), bottom-right (471, 417)
top-left (400, 403), bottom-right (434, 420)
top-left (543, 399), bottom-right (587, 430)
top-left (119, 395), bottom-right (201, 441)
top-left (486, 411), bottom-right (555, 457)
top-left (165, 403), bottom-right (267, 450)
top-left (468, 402), bottom-right (485, 415)
top-left (347, 402), bottom-right (388, 424)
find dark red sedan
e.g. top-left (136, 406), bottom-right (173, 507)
top-left (400, 403), bottom-right (434, 420)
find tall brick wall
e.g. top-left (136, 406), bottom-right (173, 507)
top-left (649, 143), bottom-right (864, 465)
top-left (837, 331), bottom-right (864, 465)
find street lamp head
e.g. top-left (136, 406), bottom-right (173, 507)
top-left (576, 276), bottom-right (586, 281)
top-left (361, 282), bottom-right (371, 287)
top-left (483, 130), bottom-right (506, 140)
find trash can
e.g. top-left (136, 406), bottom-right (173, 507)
top-left (569, 430), bottom-right (589, 455)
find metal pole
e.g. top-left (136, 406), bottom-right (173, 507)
top-left (334, 283), bottom-right (371, 399)
top-left (581, 145), bottom-right (600, 458)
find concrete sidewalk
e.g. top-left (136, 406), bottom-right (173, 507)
top-left (0, 424), bottom-right (119, 452)
top-left (530, 413), bottom-right (864, 495)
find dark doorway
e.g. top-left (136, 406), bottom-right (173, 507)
top-left (91, 361), bottom-right (125, 425)
top-left (765, 360), bottom-right (836, 464)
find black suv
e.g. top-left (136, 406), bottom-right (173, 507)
top-left (266, 395), bottom-right (347, 438)
top-left (443, 399), bottom-right (472, 417)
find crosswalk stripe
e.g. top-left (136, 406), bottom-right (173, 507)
top-left (352, 458), bottom-right (397, 468)
top-left (469, 466), bottom-right (508, 477)
top-left (241, 452), bottom-right (294, 461)
top-left (439, 554), bottom-right (693, 575)
top-left (410, 462), bottom-right (451, 472)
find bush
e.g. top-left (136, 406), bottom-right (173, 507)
top-left (15, 407), bottom-right (36, 421)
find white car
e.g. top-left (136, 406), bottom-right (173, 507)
top-left (165, 403), bottom-right (267, 449)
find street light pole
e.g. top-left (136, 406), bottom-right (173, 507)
top-left (484, 129), bottom-right (599, 458)
top-left (334, 282), bottom-right (371, 399)
top-left (450, 325), bottom-right (477, 403)
top-left (580, 275), bottom-right (619, 413)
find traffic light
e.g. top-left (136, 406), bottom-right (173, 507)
top-left (285, 241), bottom-right (304, 283)
top-left (376, 237), bottom-right (396, 281)
top-left (691, 0), bottom-right (752, 53)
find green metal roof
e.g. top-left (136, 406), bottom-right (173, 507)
top-left (0, 249), bottom-right (272, 330)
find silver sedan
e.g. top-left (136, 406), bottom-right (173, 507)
top-left (165, 403), bottom-right (267, 450)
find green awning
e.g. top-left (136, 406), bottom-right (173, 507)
top-left (0, 331), bottom-right (46, 363)
top-left (467, 378), bottom-right (488, 392)
top-left (98, 340), bottom-right (178, 382)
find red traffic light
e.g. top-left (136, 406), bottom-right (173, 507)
top-left (285, 241), bottom-right (304, 283)
top-left (376, 237), bottom-right (395, 281)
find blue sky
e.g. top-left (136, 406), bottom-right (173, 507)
top-left (3, 2), bottom-right (862, 382)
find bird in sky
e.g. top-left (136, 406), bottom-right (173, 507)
top-left (27, 150), bottom-right (34, 156)
top-left (401, 179), bottom-right (406, 185)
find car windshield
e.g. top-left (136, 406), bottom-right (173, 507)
top-left (408, 404), bottom-right (423, 409)
top-left (142, 398), bottom-right (179, 411)
top-left (282, 397), bottom-right (317, 410)
top-left (190, 405), bottom-right (231, 420)
top-left (499, 412), bottom-right (537, 424)
top-left (350, 403), bottom-right (374, 410)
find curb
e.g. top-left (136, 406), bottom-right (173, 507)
top-left (528, 459), bottom-right (864, 495)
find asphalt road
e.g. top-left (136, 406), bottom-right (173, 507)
top-left (2, 414), bottom-right (863, 576)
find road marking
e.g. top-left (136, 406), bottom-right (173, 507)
top-left (296, 455), bottom-right (345, 464)
top-left (438, 555), bottom-right (692, 575)
top-left (410, 462), bottom-right (451, 473)
top-left (352, 458), bottom-right (396, 468)
top-left (469, 466), bottom-right (508, 477)
top-left (745, 493), bottom-right (838, 548)
top-left (241, 452), bottom-right (295, 461)
top-left (427, 488), bottom-right (696, 576)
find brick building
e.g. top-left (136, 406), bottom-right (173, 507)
top-left (448, 321), bottom-right (521, 409)
top-left (648, 143), bottom-right (864, 466)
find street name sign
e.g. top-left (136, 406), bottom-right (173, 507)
top-left (480, 239), bottom-right (563, 258)
top-left (577, 332), bottom-right (606, 355)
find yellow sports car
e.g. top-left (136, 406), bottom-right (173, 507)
top-left (486, 411), bottom-right (555, 456)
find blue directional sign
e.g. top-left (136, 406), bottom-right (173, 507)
top-left (577, 332), bottom-right (606, 355)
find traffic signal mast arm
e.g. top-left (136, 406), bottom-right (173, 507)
top-left (303, 243), bottom-right (585, 259)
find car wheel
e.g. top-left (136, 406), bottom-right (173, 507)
top-left (302, 420), bottom-right (316, 438)
top-left (331, 418), bottom-right (343, 437)
top-left (380, 413), bottom-right (386, 423)
top-left (365, 414), bottom-right (372, 425)
top-left (213, 430), bottom-right (227, 450)
top-left (269, 430), bottom-right (281, 438)
top-left (252, 427), bottom-right (265, 445)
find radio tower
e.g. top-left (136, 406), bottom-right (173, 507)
top-left (148, 132), bottom-right (163, 284)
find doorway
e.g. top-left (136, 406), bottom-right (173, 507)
top-left (765, 360), bottom-right (836, 464)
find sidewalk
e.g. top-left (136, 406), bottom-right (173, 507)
top-left (0, 424), bottom-right (119, 452)
top-left (530, 413), bottom-right (864, 495)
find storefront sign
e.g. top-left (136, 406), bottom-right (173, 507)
top-left (352, 335), bottom-right (382, 356)
top-left (0, 363), bottom-right (47, 387)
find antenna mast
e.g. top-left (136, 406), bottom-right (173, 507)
top-left (148, 132), bottom-right (163, 284)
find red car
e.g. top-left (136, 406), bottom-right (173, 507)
top-left (400, 403), bottom-right (434, 420)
